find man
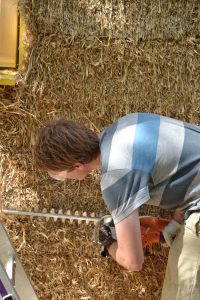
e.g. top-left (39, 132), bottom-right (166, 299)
top-left (34, 113), bottom-right (200, 300)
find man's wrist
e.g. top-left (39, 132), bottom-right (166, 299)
top-left (173, 211), bottom-right (184, 224)
top-left (106, 241), bottom-right (117, 256)
top-left (100, 241), bottom-right (117, 258)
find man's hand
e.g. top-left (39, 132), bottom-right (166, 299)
top-left (98, 220), bottom-right (116, 257)
top-left (162, 219), bottom-right (182, 246)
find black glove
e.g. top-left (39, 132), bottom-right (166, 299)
top-left (98, 219), bottom-right (116, 257)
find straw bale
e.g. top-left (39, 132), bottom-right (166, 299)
top-left (16, 37), bottom-right (200, 128)
top-left (0, 0), bottom-right (200, 299)
top-left (19, 0), bottom-right (200, 41)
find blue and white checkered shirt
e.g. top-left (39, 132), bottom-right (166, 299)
top-left (100, 113), bottom-right (200, 224)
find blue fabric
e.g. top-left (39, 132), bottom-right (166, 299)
top-left (132, 113), bottom-right (160, 172)
top-left (100, 113), bottom-right (200, 223)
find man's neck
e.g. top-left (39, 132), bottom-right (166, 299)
top-left (87, 154), bottom-right (100, 171)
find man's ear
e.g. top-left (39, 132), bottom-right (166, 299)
top-left (74, 162), bottom-right (84, 170)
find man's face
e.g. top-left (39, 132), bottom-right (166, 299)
top-left (47, 164), bottom-right (89, 181)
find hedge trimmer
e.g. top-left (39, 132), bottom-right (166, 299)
top-left (0, 207), bottom-right (170, 300)
top-left (2, 208), bottom-right (170, 248)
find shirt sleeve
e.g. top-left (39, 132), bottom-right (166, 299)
top-left (101, 169), bottom-right (151, 224)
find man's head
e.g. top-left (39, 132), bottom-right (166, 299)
top-left (34, 118), bottom-right (100, 180)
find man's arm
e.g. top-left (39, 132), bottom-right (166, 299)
top-left (107, 210), bottom-right (144, 271)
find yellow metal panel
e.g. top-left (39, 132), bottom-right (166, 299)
top-left (0, 3), bottom-right (25, 85)
top-left (18, 17), bottom-right (25, 69)
top-left (0, 70), bottom-right (16, 85)
top-left (0, 0), bottom-right (18, 68)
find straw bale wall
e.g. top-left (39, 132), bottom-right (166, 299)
top-left (0, 1), bottom-right (200, 299)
